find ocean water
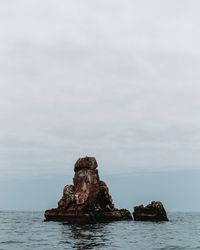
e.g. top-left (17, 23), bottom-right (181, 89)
top-left (0, 211), bottom-right (200, 250)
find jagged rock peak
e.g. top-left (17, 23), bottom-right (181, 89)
top-left (44, 156), bottom-right (132, 223)
top-left (74, 156), bottom-right (98, 172)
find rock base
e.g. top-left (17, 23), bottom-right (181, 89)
top-left (45, 208), bottom-right (132, 223)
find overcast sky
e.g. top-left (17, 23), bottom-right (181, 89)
top-left (1, 1), bottom-right (200, 210)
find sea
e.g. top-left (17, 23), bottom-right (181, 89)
top-left (0, 211), bottom-right (200, 250)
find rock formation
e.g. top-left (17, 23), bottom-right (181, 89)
top-left (45, 157), bottom-right (132, 223)
top-left (133, 201), bottom-right (168, 221)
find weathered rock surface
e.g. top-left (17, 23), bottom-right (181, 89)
top-left (44, 157), bottom-right (132, 223)
top-left (133, 201), bottom-right (168, 221)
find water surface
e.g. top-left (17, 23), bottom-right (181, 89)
top-left (0, 211), bottom-right (200, 249)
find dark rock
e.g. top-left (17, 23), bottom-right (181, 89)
top-left (44, 157), bottom-right (132, 223)
top-left (133, 201), bottom-right (169, 221)
top-left (74, 156), bottom-right (98, 172)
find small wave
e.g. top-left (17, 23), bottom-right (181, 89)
top-left (0, 240), bottom-right (24, 244)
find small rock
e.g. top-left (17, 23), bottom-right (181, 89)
top-left (133, 201), bottom-right (168, 221)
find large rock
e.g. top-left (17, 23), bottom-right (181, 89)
top-left (44, 157), bottom-right (132, 223)
top-left (133, 201), bottom-right (168, 221)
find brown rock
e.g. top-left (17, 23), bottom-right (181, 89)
top-left (44, 157), bottom-right (132, 223)
top-left (133, 201), bottom-right (169, 221)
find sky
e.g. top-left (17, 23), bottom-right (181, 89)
top-left (0, 0), bottom-right (200, 211)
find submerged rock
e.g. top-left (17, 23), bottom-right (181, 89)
top-left (133, 201), bottom-right (168, 221)
top-left (44, 157), bottom-right (132, 223)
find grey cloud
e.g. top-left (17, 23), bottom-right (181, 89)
top-left (1, 0), bottom-right (200, 179)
